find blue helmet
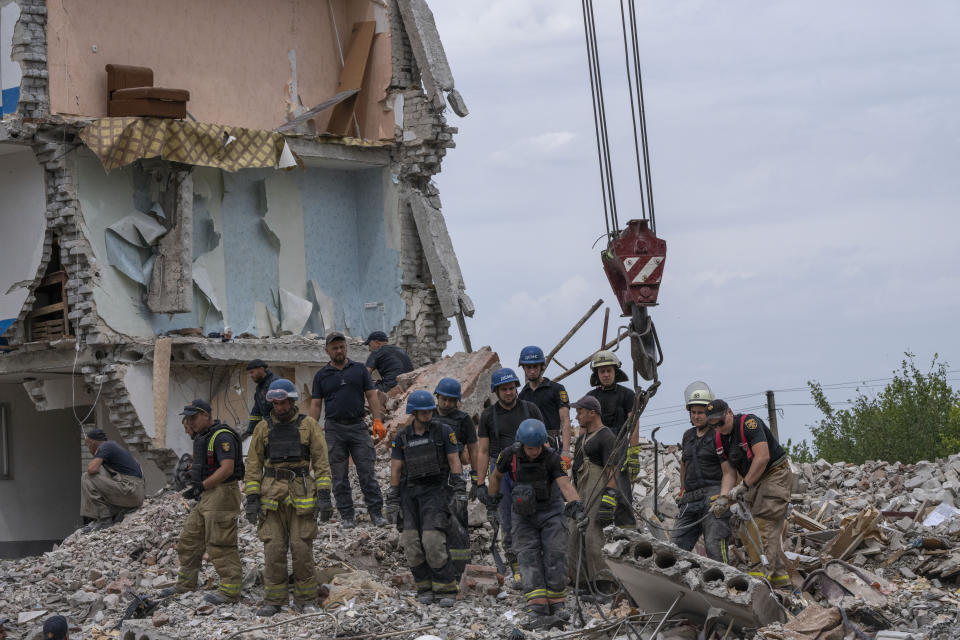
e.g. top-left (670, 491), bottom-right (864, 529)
top-left (266, 378), bottom-right (298, 401)
top-left (406, 389), bottom-right (438, 414)
top-left (490, 367), bottom-right (521, 392)
top-left (518, 346), bottom-right (546, 366)
top-left (516, 419), bottom-right (549, 447)
top-left (434, 377), bottom-right (462, 399)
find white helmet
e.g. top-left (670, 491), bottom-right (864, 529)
top-left (683, 381), bottom-right (714, 410)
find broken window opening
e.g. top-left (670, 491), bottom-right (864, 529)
top-left (27, 239), bottom-right (73, 342)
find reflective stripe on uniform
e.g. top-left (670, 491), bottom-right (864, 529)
top-left (264, 584), bottom-right (288, 597)
top-left (545, 588), bottom-right (567, 599)
top-left (245, 481), bottom-right (261, 494)
top-left (600, 494), bottom-right (616, 507)
top-left (293, 582), bottom-right (319, 597)
top-left (432, 580), bottom-right (459, 594)
top-left (261, 497), bottom-right (280, 510)
top-left (449, 547), bottom-right (471, 561)
top-left (219, 582), bottom-right (241, 596)
top-left (315, 476), bottom-right (332, 490)
top-left (525, 588), bottom-right (547, 600)
top-left (415, 579), bottom-right (432, 591)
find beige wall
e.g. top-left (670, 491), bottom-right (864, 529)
top-left (46, 0), bottom-right (394, 138)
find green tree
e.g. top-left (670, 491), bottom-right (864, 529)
top-left (796, 354), bottom-right (960, 464)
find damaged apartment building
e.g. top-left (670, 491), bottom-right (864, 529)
top-left (0, 0), bottom-right (473, 557)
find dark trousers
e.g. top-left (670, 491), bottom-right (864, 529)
top-left (512, 500), bottom-right (568, 601)
top-left (670, 486), bottom-right (731, 563)
top-left (614, 454), bottom-right (637, 528)
top-left (325, 420), bottom-right (383, 518)
top-left (400, 482), bottom-right (468, 594)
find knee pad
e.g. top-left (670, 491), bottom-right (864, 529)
top-left (400, 530), bottom-right (426, 565)
top-left (422, 530), bottom-right (448, 569)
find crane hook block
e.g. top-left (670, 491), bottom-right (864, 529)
top-left (601, 219), bottom-right (667, 314)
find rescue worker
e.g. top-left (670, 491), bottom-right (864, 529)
top-left (475, 367), bottom-right (544, 587)
top-left (245, 379), bottom-right (333, 615)
top-left (566, 396), bottom-right (618, 593)
top-left (159, 399), bottom-right (243, 604)
top-left (433, 378), bottom-right (479, 491)
top-left (80, 429), bottom-right (145, 532)
top-left (487, 419), bottom-right (584, 629)
top-left (385, 390), bottom-right (470, 604)
top-left (364, 330), bottom-right (414, 392)
top-left (672, 382), bottom-right (731, 563)
top-left (517, 346), bottom-right (572, 468)
top-left (586, 350), bottom-right (639, 528)
top-left (310, 331), bottom-right (387, 528)
top-left (708, 399), bottom-right (793, 588)
top-left (243, 359), bottom-right (276, 440)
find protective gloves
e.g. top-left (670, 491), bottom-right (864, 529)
top-left (486, 493), bottom-right (502, 528)
top-left (710, 494), bottom-right (730, 517)
top-left (563, 499), bottom-right (585, 521)
top-left (595, 488), bottom-right (617, 525)
top-left (728, 482), bottom-right (749, 502)
top-left (316, 489), bottom-right (333, 522)
top-left (182, 482), bottom-right (203, 501)
top-left (561, 451), bottom-right (573, 472)
top-left (245, 494), bottom-right (261, 526)
top-left (372, 419), bottom-right (386, 441)
top-left (623, 445), bottom-right (642, 480)
top-left (475, 484), bottom-right (489, 505)
top-left (385, 485), bottom-right (401, 525)
top-left (468, 470), bottom-right (479, 501)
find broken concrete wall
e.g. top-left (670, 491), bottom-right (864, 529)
top-left (43, 0), bottom-right (394, 136)
top-left (9, 0), bottom-right (47, 119)
top-left (0, 147), bottom-right (46, 321)
top-left (0, 383), bottom-right (83, 557)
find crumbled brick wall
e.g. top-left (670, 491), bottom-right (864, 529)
top-left (11, 0), bottom-right (49, 119)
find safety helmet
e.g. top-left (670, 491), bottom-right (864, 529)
top-left (589, 350), bottom-right (629, 386)
top-left (406, 389), bottom-right (437, 414)
top-left (266, 378), bottom-right (298, 401)
top-left (518, 346), bottom-right (546, 366)
top-left (516, 419), bottom-right (549, 447)
top-left (490, 367), bottom-right (521, 392)
top-left (434, 377), bottom-right (462, 399)
top-left (683, 381), bottom-right (714, 409)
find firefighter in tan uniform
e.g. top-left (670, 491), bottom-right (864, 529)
top-left (244, 379), bottom-right (332, 616)
top-left (158, 399), bottom-right (243, 604)
top-left (708, 399), bottom-right (793, 588)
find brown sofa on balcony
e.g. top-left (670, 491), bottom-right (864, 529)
top-left (105, 64), bottom-right (189, 119)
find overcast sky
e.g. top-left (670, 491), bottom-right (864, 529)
top-left (429, 1), bottom-right (960, 448)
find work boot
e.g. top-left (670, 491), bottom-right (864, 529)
top-left (370, 512), bottom-right (388, 527)
top-left (416, 590), bottom-right (434, 604)
top-left (203, 592), bottom-right (237, 605)
top-left (156, 587), bottom-right (181, 598)
top-left (519, 605), bottom-right (550, 630)
top-left (298, 603), bottom-right (320, 614)
top-left (256, 604), bottom-right (282, 617)
top-left (82, 518), bottom-right (114, 533)
top-left (341, 515), bottom-right (356, 529)
top-left (436, 597), bottom-right (456, 608)
top-left (549, 602), bottom-right (571, 622)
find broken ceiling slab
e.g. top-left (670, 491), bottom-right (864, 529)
top-left (165, 336), bottom-right (367, 366)
top-left (406, 191), bottom-right (473, 318)
top-left (78, 118), bottom-right (301, 172)
top-left (396, 0), bottom-right (467, 117)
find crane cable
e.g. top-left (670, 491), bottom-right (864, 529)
top-left (581, 0), bottom-right (658, 237)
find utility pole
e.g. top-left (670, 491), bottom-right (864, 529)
top-left (765, 390), bottom-right (779, 441)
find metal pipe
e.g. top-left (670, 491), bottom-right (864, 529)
top-left (648, 591), bottom-right (684, 639)
top-left (651, 426), bottom-right (661, 519)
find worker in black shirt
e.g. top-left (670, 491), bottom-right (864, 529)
top-left (310, 332), bottom-right (387, 529)
top-left (243, 359), bottom-right (276, 440)
top-left (488, 419), bottom-right (584, 630)
top-left (708, 399), bottom-right (793, 588)
top-left (567, 396), bottom-right (618, 593)
top-left (476, 367), bottom-right (543, 587)
top-left (364, 331), bottom-right (415, 392)
top-left (586, 350), bottom-right (638, 529)
top-left (433, 378), bottom-right (479, 487)
top-left (517, 346), bottom-right (571, 469)
top-left (80, 429), bottom-right (144, 531)
top-left (672, 381), bottom-right (731, 562)
top-left (386, 390), bottom-right (470, 605)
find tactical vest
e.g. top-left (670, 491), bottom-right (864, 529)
top-left (265, 415), bottom-right (310, 463)
top-left (509, 444), bottom-right (551, 502)
top-left (489, 401), bottom-right (531, 457)
top-left (192, 424), bottom-right (243, 483)
top-left (434, 411), bottom-right (464, 444)
top-left (400, 421), bottom-right (449, 482)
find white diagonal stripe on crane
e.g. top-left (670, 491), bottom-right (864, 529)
top-left (622, 257), bottom-right (639, 272)
top-left (631, 256), bottom-right (664, 284)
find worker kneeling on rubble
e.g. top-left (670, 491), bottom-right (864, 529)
top-left (80, 429), bottom-right (145, 532)
top-left (567, 395), bottom-right (619, 596)
top-left (672, 382), bottom-right (731, 563)
top-left (487, 419), bottom-right (585, 629)
top-left (386, 390), bottom-right (471, 605)
top-left (244, 379), bottom-right (333, 616)
top-left (160, 399), bottom-right (243, 604)
top-left (708, 399), bottom-right (793, 588)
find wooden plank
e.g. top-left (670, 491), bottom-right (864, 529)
top-left (327, 21), bottom-right (376, 137)
top-left (153, 337), bottom-right (172, 448)
top-left (790, 510), bottom-right (828, 532)
top-left (40, 271), bottom-right (67, 287)
top-left (28, 302), bottom-right (65, 318)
